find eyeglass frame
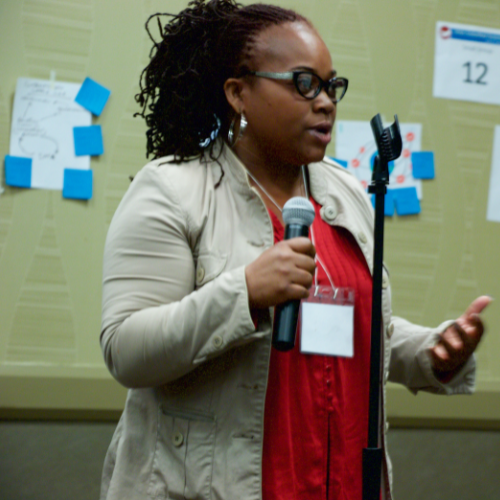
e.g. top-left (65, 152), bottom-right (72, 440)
top-left (246, 70), bottom-right (348, 103)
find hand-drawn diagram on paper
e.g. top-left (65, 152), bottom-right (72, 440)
top-left (335, 120), bottom-right (423, 198)
top-left (9, 78), bottom-right (91, 190)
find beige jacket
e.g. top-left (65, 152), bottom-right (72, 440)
top-left (100, 145), bottom-right (475, 500)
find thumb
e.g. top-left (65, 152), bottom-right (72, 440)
top-left (464, 295), bottom-right (492, 318)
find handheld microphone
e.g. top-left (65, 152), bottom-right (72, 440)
top-left (272, 197), bottom-right (316, 352)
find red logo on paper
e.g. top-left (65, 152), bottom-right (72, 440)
top-left (440, 26), bottom-right (451, 39)
top-left (352, 159), bottom-right (360, 168)
top-left (406, 132), bottom-right (415, 142)
top-left (397, 175), bottom-right (405, 184)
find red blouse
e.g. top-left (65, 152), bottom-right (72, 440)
top-left (262, 199), bottom-right (373, 500)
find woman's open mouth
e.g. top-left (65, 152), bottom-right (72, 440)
top-left (308, 123), bottom-right (332, 145)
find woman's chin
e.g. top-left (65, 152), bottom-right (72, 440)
top-left (302, 147), bottom-right (327, 165)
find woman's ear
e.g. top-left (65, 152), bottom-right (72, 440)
top-left (223, 78), bottom-right (245, 114)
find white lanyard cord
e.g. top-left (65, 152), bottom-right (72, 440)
top-left (245, 165), bottom-right (309, 213)
top-left (302, 167), bottom-right (335, 290)
top-left (245, 165), bottom-right (335, 289)
top-left (245, 168), bottom-right (283, 213)
top-left (309, 224), bottom-right (335, 290)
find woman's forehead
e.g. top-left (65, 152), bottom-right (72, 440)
top-left (251, 21), bottom-right (332, 72)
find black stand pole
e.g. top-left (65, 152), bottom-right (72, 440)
top-left (363, 114), bottom-right (402, 500)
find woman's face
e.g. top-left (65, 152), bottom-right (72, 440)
top-left (237, 21), bottom-right (336, 167)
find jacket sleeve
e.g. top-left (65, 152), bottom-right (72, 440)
top-left (387, 315), bottom-right (476, 395)
top-left (100, 165), bottom-right (261, 388)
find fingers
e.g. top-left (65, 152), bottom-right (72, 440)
top-left (274, 239), bottom-right (316, 275)
top-left (431, 343), bottom-right (449, 361)
top-left (440, 323), bottom-right (466, 352)
top-left (464, 295), bottom-right (492, 317)
top-left (431, 315), bottom-right (486, 379)
top-left (286, 282), bottom-right (314, 300)
top-left (286, 237), bottom-right (316, 259)
top-left (456, 313), bottom-right (485, 341)
top-left (272, 240), bottom-right (315, 296)
top-left (293, 251), bottom-right (316, 275)
top-left (245, 238), bottom-right (316, 309)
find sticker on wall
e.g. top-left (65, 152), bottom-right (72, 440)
top-left (4, 155), bottom-right (32, 188)
top-left (73, 125), bottom-right (104, 156)
top-left (75, 77), bottom-right (111, 116)
top-left (411, 151), bottom-right (435, 179)
top-left (62, 168), bottom-right (93, 200)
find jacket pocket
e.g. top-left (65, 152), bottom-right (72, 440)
top-left (148, 406), bottom-right (216, 500)
top-left (195, 252), bottom-right (227, 288)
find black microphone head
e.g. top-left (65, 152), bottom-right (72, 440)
top-left (282, 197), bottom-right (315, 227)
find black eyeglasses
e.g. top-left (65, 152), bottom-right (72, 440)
top-left (248, 71), bottom-right (348, 103)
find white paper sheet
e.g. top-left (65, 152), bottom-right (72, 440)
top-left (300, 302), bottom-right (354, 358)
top-left (487, 126), bottom-right (500, 223)
top-left (9, 78), bottom-right (91, 190)
top-left (433, 22), bottom-right (500, 106)
top-left (335, 120), bottom-right (422, 198)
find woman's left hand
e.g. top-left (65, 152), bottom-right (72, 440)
top-left (429, 295), bottom-right (492, 383)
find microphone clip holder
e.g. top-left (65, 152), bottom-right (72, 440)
top-left (368, 114), bottom-right (402, 190)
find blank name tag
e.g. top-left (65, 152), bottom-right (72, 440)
top-left (300, 287), bottom-right (355, 357)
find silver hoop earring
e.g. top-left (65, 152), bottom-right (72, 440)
top-left (228, 112), bottom-right (248, 147)
top-left (239, 113), bottom-right (248, 138)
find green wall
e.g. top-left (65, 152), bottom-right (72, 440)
top-left (0, 0), bottom-right (499, 425)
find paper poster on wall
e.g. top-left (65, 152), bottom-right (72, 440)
top-left (487, 126), bottom-right (500, 223)
top-left (433, 22), bottom-right (500, 106)
top-left (8, 78), bottom-right (91, 190)
top-left (335, 120), bottom-right (423, 198)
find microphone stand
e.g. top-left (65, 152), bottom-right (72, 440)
top-left (363, 114), bottom-right (402, 500)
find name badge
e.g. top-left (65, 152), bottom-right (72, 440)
top-left (300, 287), bottom-right (355, 357)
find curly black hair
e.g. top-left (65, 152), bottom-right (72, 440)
top-left (135, 0), bottom-right (307, 163)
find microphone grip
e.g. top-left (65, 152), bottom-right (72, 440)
top-left (272, 223), bottom-right (310, 352)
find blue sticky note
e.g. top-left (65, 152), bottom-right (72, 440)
top-left (371, 189), bottom-right (395, 216)
top-left (4, 155), bottom-right (32, 188)
top-left (73, 125), bottom-right (104, 156)
top-left (393, 187), bottom-right (420, 216)
top-left (75, 77), bottom-right (111, 116)
top-left (411, 151), bottom-right (435, 179)
top-left (62, 168), bottom-right (93, 200)
top-left (329, 157), bottom-right (348, 168)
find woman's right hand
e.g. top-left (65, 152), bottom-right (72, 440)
top-left (245, 237), bottom-right (316, 309)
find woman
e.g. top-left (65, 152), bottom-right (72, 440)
top-left (100, 1), bottom-right (490, 499)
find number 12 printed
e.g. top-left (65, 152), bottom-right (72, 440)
top-left (433, 21), bottom-right (500, 106)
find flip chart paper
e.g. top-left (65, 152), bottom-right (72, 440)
top-left (9, 78), bottom-right (91, 190)
top-left (335, 120), bottom-right (423, 198)
top-left (487, 126), bottom-right (500, 223)
top-left (433, 22), bottom-right (500, 105)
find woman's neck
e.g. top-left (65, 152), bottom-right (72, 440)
top-left (233, 140), bottom-right (306, 215)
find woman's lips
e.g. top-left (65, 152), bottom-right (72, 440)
top-left (308, 124), bottom-right (332, 145)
